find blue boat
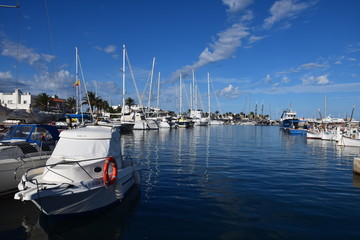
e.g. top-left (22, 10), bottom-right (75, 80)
top-left (280, 108), bottom-right (298, 128)
top-left (280, 107), bottom-right (308, 135)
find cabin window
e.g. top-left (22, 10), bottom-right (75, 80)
top-left (0, 126), bottom-right (16, 140)
top-left (14, 126), bottom-right (32, 139)
top-left (30, 127), bottom-right (55, 144)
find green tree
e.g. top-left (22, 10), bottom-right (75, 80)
top-left (35, 93), bottom-right (52, 111)
top-left (66, 97), bottom-right (76, 113)
top-left (96, 99), bottom-right (111, 113)
top-left (125, 97), bottom-right (136, 109)
top-left (82, 91), bottom-right (98, 113)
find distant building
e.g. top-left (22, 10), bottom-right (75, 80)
top-left (0, 89), bottom-right (35, 110)
top-left (49, 97), bottom-right (67, 113)
top-left (0, 89), bottom-right (68, 113)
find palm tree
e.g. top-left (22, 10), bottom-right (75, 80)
top-left (125, 97), bottom-right (136, 110)
top-left (96, 99), bottom-right (111, 113)
top-left (65, 97), bottom-right (76, 113)
top-left (82, 91), bottom-right (98, 113)
top-left (35, 93), bottom-right (52, 111)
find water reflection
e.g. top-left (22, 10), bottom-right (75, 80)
top-left (336, 145), bottom-right (360, 158)
top-left (353, 173), bottom-right (360, 188)
top-left (121, 130), bottom-right (161, 201)
top-left (40, 187), bottom-right (139, 240)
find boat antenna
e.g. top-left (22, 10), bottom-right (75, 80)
top-left (318, 109), bottom-right (323, 123)
top-left (349, 106), bottom-right (355, 123)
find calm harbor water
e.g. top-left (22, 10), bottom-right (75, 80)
top-left (1, 125), bottom-right (360, 240)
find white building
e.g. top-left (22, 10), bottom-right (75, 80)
top-left (0, 89), bottom-right (35, 110)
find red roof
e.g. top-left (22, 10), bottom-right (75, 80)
top-left (51, 98), bottom-right (66, 103)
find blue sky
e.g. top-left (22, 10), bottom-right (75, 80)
top-left (1, 0), bottom-right (360, 120)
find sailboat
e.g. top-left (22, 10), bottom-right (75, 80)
top-left (189, 70), bottom-right (209, 126)
top-left (175, 74), bottom-right (193, 128)
top-left (120, 46), bottom-right (158, 130)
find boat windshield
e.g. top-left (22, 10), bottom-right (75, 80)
top-left (1, 125), bottom-right (32, 140)
top-left (0, 126), bottom-right (16, 140)
top-left (29, 126), bottom-right (56, 145)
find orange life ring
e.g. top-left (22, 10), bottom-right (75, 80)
top-left (103, 156), bottom-right (118, 185)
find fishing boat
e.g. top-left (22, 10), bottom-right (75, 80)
top-left (338, 127), bottom-right (360, 147)
top-left (0, 124), bottom-right (59, 195)
top-left (14, 125), bottom-right (140, 217)
top-left (286, 127), bottom-right (307, 135)
top-left (279, 107), bottom-right (298, 129)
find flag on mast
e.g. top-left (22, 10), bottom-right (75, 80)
top-left (73, 79), bottom-right (80, 86)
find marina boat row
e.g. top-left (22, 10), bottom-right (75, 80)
top-left (279, 106), bottom-right (360, 147)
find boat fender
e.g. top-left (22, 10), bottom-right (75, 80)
top-left (103, 156), bottom-right (118, 185)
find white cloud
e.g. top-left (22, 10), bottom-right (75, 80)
top-left (264, 74), bottom-right (272, 83)
top-left (277, 61), bottom-right (328, 74)
top-left (41, 53), bottom-right (56, 62)
top-left (245, 82), bottom-right (360, 95)
top-left (104, 45), bottom-right (117, 54)
top-left (171, 22), bottom-right (250, 80)
top-left (95, 45), bottom-right (119, 59)
top-left (0, 38), bottom-right (55, 68)
top-left (348, 57), bottom-right (357, 62)
top-left (198, 23), bottom-right (250, 66)
top-left (218, 84), bottom-right (240, 98)
top-left (222, 0), bottom-right (253, 13)
top-left (282, 76), bottom-right (290, 83)
top-left (298, 62), bottom-right (328, 69)
top-left (301, 74), bottom-right (330, 85)
top-left (263, 0), bottom-right (314, 29)
top-left (0, 71), bottom-right (12, 79)
top-left (33, 69), bottom-right (72, 91)
top-left (346, 42), bottom-right (360, 53)
top-left (317, 74), bottom-right (330, 84)
top-left (1, 39), bottom-right (40, 65)
top-left (248, 35), bottom-right (266, 44)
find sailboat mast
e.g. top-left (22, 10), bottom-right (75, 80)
top-left (147, 57), bottom-right (156, 112)
top-left (207, 72), bottom-right (211, 118)
top-left (180, 74), bottom-right (182, 116)
top-left (122, 44), bottom-right (126, 114)
top-left (193, 70), bottom-right (198, 111)
top-left (156, 72), bottom-right (161, 113)
top-left (324, 95), bottom-right (327, 118)
top-left (75, 47), bottom-right (79, 114)
top-left (191, 70), bottom-right (194, 111)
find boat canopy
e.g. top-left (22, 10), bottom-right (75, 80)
top-left (0, 124), bottom-right (59, 146)
top-left (47, 126), bottom-right (120, 164)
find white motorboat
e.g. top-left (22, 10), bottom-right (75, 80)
top-left (338, 136), bottom-right (360, 147)
top-left (157, 117), bottom-right (173, 128)
top-left (337, 126), bottom-right (360, 147)
top-left (14, 125), bottom-right (140, 217)
top-left (0, 124), bottom-right (59, 195)
top-left (193, 118), bottom-right (209, 126)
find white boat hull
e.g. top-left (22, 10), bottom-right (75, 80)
top-left (15, 166), bottom-right (140, 216)
top-left (0, 154), bottom-right (50, 194)
top-left (338, 136), bottom-right (360, 147)
top-left (133, 120), bottom-right (148, 130)
top-left (306, 130), bottom-right (322, 139)
top-left (147, 120), bottom-right (159, 130)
